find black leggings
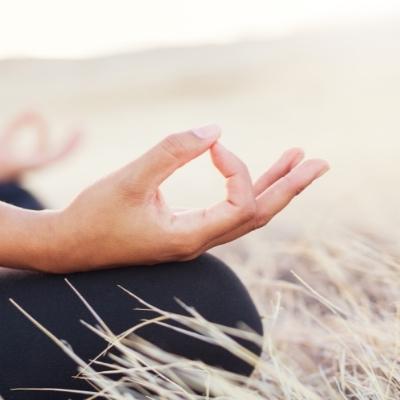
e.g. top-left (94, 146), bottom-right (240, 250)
top-left (0, 182), bottom-right (263, 400)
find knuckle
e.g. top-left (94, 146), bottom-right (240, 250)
top-left (117, 173), bottom-right (147, 202)
top-left (283, 174), bottom-right (302, 197)
top-left (255, 211), bottom-right (272, 229)
top-left (237, 200), bottom-right (257, 223)
top-left (161, 133), bottom-right (187, 161)
top-left (237, 160), bottom-right (250, 176)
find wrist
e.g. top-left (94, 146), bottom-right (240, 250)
top-left (29, 207), bottom-right (81, 274)
top-left (34, 206), bottom-right (96, 274)
top-left (0, 205), bottom-right (63, 272)
top-left (0, 205), bottom-right (67, 273)
top-left (27, 209), bottom-right (67, 273)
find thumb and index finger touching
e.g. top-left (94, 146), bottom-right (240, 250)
top-left (1, 111), bottom-right (82, 171)
top-left (125, 125), bottom-right (258, 241)
top-left (126, 124), bottom-right (222, 191)
top-left (121, 125), bottom-right (330, 245)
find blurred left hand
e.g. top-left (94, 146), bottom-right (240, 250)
top-left (0, 111), bottom-right (81, 182)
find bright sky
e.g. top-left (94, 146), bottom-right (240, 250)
top-left (0, 0), bottom-right (399, 59)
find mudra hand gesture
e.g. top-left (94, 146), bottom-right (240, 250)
top-left (28, 124), bottom-right (329, 273)
top-left (0, 111), bottom-right (81, 182)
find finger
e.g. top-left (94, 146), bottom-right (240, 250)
top-left (201, 149), bottom-right (304, 246)
top-left (172, 142), bottom-right (256, 247)
top-left (41, 129), bottom-right (82, 164)
top-left (193, 148), bottom-right (305, 247)
top-left (0, 111), bottom-right (49, 154)
top-left (201, 158), bottom-right (330, 252)
top-left (253, 147), bottom-right (304, 196)
top-left (23, 129), bottom-right (82, 170)
top-left (253, 159), bottom-right (330, 229)
top-left (120, 124), bottom-right (221, 193)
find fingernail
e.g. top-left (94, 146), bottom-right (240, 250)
top-left (315, 164), bottom-right (330, 178)
top-left (192, 124), bottom-right (221, 140)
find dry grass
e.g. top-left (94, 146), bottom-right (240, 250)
top-left (10, 223), bottom-right (400, 399)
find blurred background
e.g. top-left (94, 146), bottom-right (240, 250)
top-left (0, 0), bottom-right (399, 248)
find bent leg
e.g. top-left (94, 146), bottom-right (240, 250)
top-left (0, 253), bottom-right (263, 399)
top-left (0, 182), bottom-right (263, 398)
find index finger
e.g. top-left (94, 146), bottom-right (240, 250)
top-left (172, 142), bottom-right (256, 245)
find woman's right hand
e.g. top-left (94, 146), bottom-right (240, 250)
top-left (36, 124), bottom-right (329, 274)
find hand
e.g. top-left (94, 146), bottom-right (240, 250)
top-left (0, 111), bottom-right (81, 182)
top-left (43, 125), bottom-right (329, 273)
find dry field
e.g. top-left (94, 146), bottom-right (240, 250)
top-left (10, 226), bottom-right (400, 399)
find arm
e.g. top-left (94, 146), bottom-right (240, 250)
top-left (0, 125), bottom-right (329, 274)
top-left (0, 202), bottom-right (58, 270)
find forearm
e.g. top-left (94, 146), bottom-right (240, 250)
top-left (0, 201), bottom-right (59, 272)
top-left (0, 126), bottom-right (330, 275)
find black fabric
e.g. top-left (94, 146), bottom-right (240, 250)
top-left (0, 182), bottom-right (264, 399)
top-left (0, 182), bottom-right (44, 211)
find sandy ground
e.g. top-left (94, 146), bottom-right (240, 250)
top-left (0, 20), bottom-right (399, 269)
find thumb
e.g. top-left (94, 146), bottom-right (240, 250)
top-left (124, 124), bottom-right (221, 191)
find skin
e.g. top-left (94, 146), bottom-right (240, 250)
top-left (0, 120), bottom-right (329, 274)
top-left (0, 111), bottom-right (81, 182)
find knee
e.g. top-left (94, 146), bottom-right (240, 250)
top-left (187, 253), bottom-right (263, 338)
top-left (148, 253), bottom-right (265, 377)
top-left (85, 253), bottom-right (264, 377)
top-left (72, 254), bottom-right (265, 377)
